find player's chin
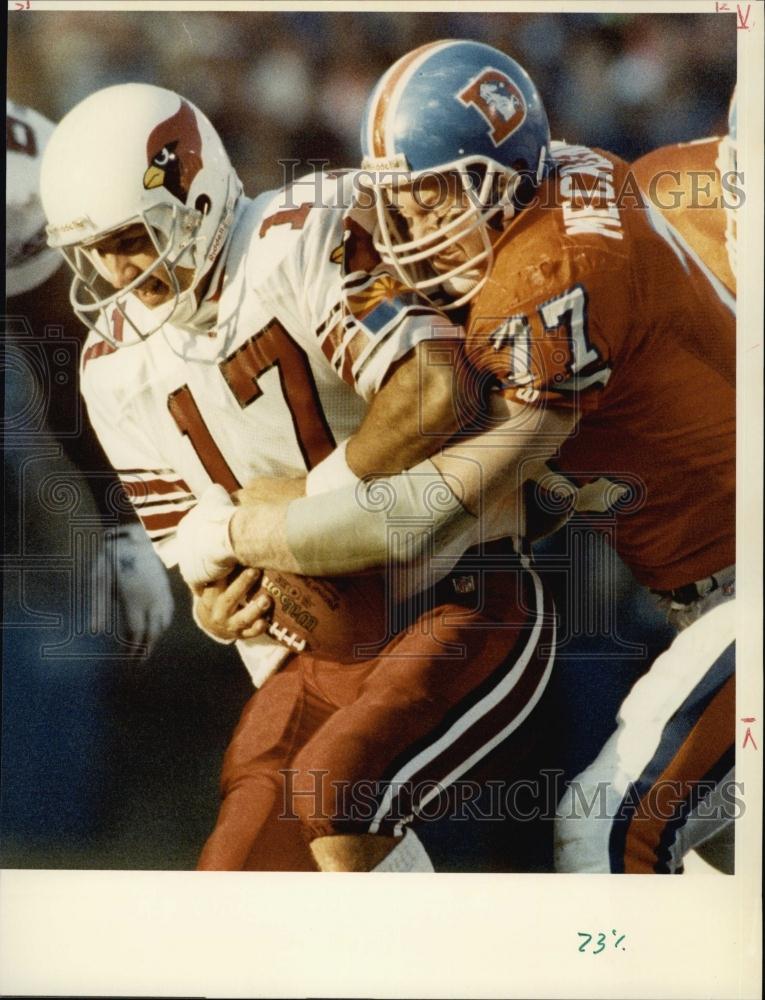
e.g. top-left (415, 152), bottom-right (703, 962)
top-left (135, 281), bottom-right (173, 308)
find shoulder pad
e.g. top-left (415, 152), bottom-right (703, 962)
top-left (237, 173), bottom-right (354, 288)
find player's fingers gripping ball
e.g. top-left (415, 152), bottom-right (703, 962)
top-left (180, 485), bottom-right (387, 658)
top-left (194, 566), bottom-right (274, 642)
top-left (252, 569), bottom-right (388, 660)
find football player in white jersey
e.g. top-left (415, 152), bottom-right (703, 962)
top-left (6, 99), bottom-right (174, 653)
top-left (41, 82), bottom-right (558, 873)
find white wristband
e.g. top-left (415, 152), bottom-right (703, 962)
top-left (305, 439), bottom-right (357, 497)
top-left (176, 483), bottom-right (238, 587)
top-left (286, 458), bottom-right (473, 575)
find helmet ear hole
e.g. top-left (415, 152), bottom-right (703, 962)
top-left (463, 164), bottom-right (486, 194)
top-left (511, 171), bottom-right (537, 211)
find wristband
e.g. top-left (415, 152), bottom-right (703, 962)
top-left (176, 483), bottom-right (238, 587)
top-left (286, 458), bottom-right (472, 575)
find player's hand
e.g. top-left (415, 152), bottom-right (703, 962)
top-left (92, 522), bottom-right (174, 654)
top-left (176, 483), bottom-right (238, 587)
top-left (235, 476), bottom-right (306, 505)
top-left (193, 566), bottom-right (273, 642)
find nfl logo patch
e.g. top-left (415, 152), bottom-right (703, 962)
top-left (452, 574), bottom-right (476, 595)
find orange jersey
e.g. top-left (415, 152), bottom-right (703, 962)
top-left (631, 138), bottom-right (736, 296)
top-left (465, 142), bottom-right (735, 591)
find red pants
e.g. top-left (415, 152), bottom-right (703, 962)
top-left (198, 550), bottom-right (556, 871)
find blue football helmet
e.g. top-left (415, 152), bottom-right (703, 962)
top-left (360, 39), bottom-right (551, 308)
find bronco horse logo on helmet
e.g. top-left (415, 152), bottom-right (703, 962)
top-left (143, 99), bottom-right (203, 204)
top-left (458, 68), bottom-right (527, 147)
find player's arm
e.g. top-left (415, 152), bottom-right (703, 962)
top-left (84, 370), bottom-right (273, 643)
top-left (225, 252), bottom-right (619, 578)
top-left (176, 282), bottom-right (602, 586)
top-left (225, 394), bottom-right (578, 576)
top-left (344, 336), bottom-right (469, 478)
top-left (281, 185), bottom-right (474, 491)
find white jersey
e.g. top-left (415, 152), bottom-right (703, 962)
top-left (6, 101), bottom-right (62, 296)
top-left (80, 172), bottom-right (458, 681)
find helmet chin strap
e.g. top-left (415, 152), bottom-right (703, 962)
top-left (168, 208), bottom-right (235, 333)
top-left (441, 271), bottom-right (481, 297)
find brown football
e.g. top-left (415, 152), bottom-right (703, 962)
top-left (255, 569), bottom-right (391, 662)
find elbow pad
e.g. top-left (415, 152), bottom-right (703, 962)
top-left (284, 458), bottom-right (474, 575)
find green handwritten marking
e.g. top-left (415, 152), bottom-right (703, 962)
top-left (577, 930), bottom-right (627, 953)
top-left (577, 932), bottom-right (592, 953)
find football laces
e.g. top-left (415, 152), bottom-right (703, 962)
top-left (268, 621), bottom-right (307, 653)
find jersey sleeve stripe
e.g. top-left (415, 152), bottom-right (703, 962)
top-left (120, 477), bottom-right (193, 497)
top-left (116, 467), bottom-right (183, 477)
top-left (318, 321), bottom-right (348, 366)
top-left (82, 340), bottom-right (119, 367)
top-left (137, 507), bottom-right (195, 532)
top-left (315, 302), bottom-right (343, 339)
top-left (127, 495), bottom-right (197, 512)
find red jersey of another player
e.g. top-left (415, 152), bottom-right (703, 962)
top-left (631, 137), bottom-right (736, 296)
top-left (465, 142), bottom-right (735, 592)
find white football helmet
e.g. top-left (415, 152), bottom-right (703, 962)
top-left (6, 101), bottom-right (61, 296)
top-left (41, 83), bottom-right (242, 346)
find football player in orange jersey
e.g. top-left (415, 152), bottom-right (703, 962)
top-left (217, 40), bottom-right (737, 874)
top-left (631, 89), bottom-right (738, 297)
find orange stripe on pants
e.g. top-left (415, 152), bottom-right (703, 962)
top-left (623, 674), bottom-right (735, 873)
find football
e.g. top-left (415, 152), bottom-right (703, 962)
top-left (255, 569), bottom-right (391, 662)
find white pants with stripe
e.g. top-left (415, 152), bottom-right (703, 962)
top-left (554, 598), bottom-right (736, 874)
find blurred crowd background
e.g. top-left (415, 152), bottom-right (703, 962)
top-left (4, 9), bottom-right (735, 871)
top-left (9, 9), bottom-right (736, 194)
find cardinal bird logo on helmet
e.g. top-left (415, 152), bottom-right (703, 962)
top-left (143, 99), bottom-right (203, 203)
top-left (458, 68), bottom-right (527, 147)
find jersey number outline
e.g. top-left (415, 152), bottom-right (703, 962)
top-left (538, 284), bottom-right (599, 376)
top-left (497, 284), bottom-right (602, 384)
top-left (168, 319), bottom-right (336, 491)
